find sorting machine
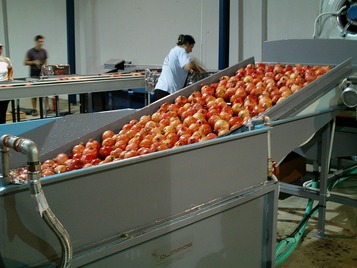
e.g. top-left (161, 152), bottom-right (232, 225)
top-left (0, 39), bottom-right (356, 267)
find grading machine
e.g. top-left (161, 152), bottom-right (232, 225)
top-left (0, 39), bottom-right (356, 267)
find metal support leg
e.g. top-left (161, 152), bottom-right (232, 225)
top-left (67, 98), bottom-right (71, 115)
top-left (264, 182), bottom-right (278, 266)
top-left (10, 100), bottom-right (16, 122)
top-left (145, 92), bottom-right (150, 106)
top-left (87, 93), bottom-right (93, 113)
top-left (16, 99), bottom-right (20, 122)
top-left (39, 97), bottom-right (44, 119)
top-left (79, 94), bottom-right (86, 113)
top-left (317, 121), bottom-right (332, 236)
top-left (55, 96), bottom-right (60, 117)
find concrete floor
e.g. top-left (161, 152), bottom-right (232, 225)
top-left (277, 174), bottom-right (357, 267)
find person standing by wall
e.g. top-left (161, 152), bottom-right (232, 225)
top-left (0, 43), bottom-right (13, 124)
top-left (154, 34), bottom-right (205, 100)
top-left (24, 35), bottom-right (50, 116)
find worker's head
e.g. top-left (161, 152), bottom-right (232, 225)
top-left (177, 34), bottom-right (195, 53)
top-left (35, 35), bottom-right (45, 49)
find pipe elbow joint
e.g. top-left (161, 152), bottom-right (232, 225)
top-left (1, 135), bottom-right (39, 162)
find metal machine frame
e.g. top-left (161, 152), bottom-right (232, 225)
top-left (263, 39), bottom-right (357, 236)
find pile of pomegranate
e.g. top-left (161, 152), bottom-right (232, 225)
top-left (9, 62), bottom-right (331, 183)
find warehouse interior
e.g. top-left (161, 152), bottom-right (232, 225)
top-left (0, 0), bottom-right (357, 267)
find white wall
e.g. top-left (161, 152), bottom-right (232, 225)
top-left (2, 0), bottom-right (67, 78)
top-left (0, 0), bottom-right (321, 78)
top-left (0, 3), bottom-right (5, 49)
top-left (75, 0), bottom-right (220, 74)
top-left (240, 0), bottom-right (268, 62)
top-left (74, 0), bottom-right (321, 73)
top-left (267, 0), bottom-right (320, 41)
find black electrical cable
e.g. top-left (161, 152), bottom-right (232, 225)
top-left (287, 204), bottom-right (319, 238)
top-left (276, 204), bottom-right (319, 242)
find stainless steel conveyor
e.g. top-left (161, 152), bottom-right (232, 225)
top-left (0, 73), bottom-right (145, 120)
top-left (0, 74), bottom-right (145, 101)
top-left (0, 51), bottom-right (354, 266)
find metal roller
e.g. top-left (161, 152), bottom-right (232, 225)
top-left (341, 76), bottom-right (357, 107)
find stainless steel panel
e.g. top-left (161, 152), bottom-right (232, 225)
top-left (262, 39), bottom-right (357, 71)
top-left (0, 128), bottom-right (269, 266)
top-left (295, 125), bottom-right (357, 160)
top-left (73, 181), bottom-right (278, 268)
top-left (332, 126), bottom-right (357, 157)
top-left (4, 109), bottom-right (135, 169)
top-left (269, 110), bottom-right (339, 164)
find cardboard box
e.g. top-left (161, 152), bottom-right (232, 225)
top-left (276, 152), bottom-right (306, 183)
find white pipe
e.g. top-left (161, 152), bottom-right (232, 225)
top-left (313, 6), bottom-right (347, 39)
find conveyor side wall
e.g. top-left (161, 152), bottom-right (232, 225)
top-left (75, 182), bottom-right (278, 268)
top-left (0, 128), bottom-right (269, 266)
top-left (270, 110), bottom-right (339, 164)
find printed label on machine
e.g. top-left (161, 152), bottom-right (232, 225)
top-left (151, 235), bottom-right (193, 265)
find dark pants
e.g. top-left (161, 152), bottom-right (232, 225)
top-left (0, 100), bottom-right (10, 124)
top-left (154, 89), bottom-right (170, 101)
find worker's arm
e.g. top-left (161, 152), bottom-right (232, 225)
top-left (8, 67), bottom-right (13, 81)
top-left (24, 57), bottom-right (42, 68)
top-left (184, 61), bottom-right (205, 73)
top-left (24, 57), bottom-right (32, 66)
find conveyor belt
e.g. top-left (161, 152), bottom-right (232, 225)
top-left (0, 73), bottom-right (145, 100)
